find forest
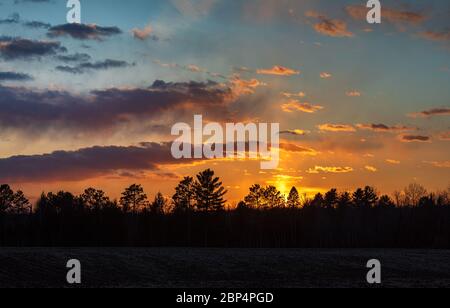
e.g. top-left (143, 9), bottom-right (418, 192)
top-left (1, 169), bottom-right (449, 248)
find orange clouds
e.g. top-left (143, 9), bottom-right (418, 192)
top-left (257, 65), bottom-right (300, 76)
top-left (280, 143), bottom-right (318, 156)
top-left (279, 129), bottom-right (310, 136)
top-left (281, 91), bottom-right (306, 98)
top-left (281, 100), bottom-right (323, 113)
top-left (306, 11), bottom-right (353, 38)
top-left (386, 159), bottom-right (401, 165)
top-left (318, 124), bottom-right (356, 132)
top-left (231, 77), bottom-right (265, 95)
top-left (346, 5), bottom-right (426, 25)
top-left (356, 123), bottom-right (416, 132)
top-left (424, 161), bottom-right (450, 168)
top-left (307, 166), bottom-right (354, 174)
top-left (408, 107), bottom-right (450, 118)
top-left (365, 166), bottom-right (378, 172)
top-left (131, 24), bottom-right (154, 40)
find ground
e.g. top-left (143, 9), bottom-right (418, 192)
top-left (0, 248), bottom-right (449, 288)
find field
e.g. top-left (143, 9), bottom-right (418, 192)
top-left (0, 248), bottom-right (449, 288)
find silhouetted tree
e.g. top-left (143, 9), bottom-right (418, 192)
top-left (262, 186), bottom-right (285, 208)
top-left (377, 195), bottom-right (395, 208)
top-left (172, 177), bottom-right (195, 213)
top-left (310, 193), bottom-right (324, 208)
top-left (363, 186), bottom-right (379, 208)
top-left (81, 188), bottom-right (110, 211)
top-left (10, 191), bottom-right (31, 214)
top-left (194, 169), bottom-right (227, 212)
top-left (404, 183), bottom-right (427, 207)
top-left (0, 184), bottom-right (14, 213)
top-left (151, 192), bottom-right (166, 215)
top-left (120, 184), bottom-right (148, 213)
top-left (287, 187), bottom-right (301, 208)
top-left (244, 184), bottom-right (264, 209)
top-left (324, 189), bottom-right (338, 209)
top-left (337, 192), bottom-right (352, 210)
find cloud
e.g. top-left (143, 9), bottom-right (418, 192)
top-left (386, 159), bottom-right (401, 165)
top-left (346, 90), bottom-right (362, 97)
top-left (48, 24), bottom-right (122, 41)
top-left (439, 131), bottom-right (450, 141)
top-left (0, 142), bottom-right (182, 183)
top-left (56, 59), bottom-right (133, 74)
top-left (318, 124), bottom-right (356, 132)
top-left (320, 72), bottom-right (332, 79)
top-left (365, 165), bottom-right (378, 172)
top-left (306, 11), bottom-right (353, 38)
top-left (0, 37), bottom-right (66, 60)
top-left (56, 52), bottom-right (91, 63)
top-left (424, 161), bottom-right (450, 168)
top-left (281, 99), bottom-right (323, 113)
top-left (307, 166), bottom-right (354, 174)
top-left (400, 135), bottom-right (431, 143)
top-left (257, 65), bottom-right (300, 76)
top-left (0, 71), bottom-right (33, 81)
top-left (230, 76), bottom-right (265, 95)
top-left (346, 5), bottom-right (426, 25)
top-left (279, 129), bottom-right (309, 136)
top-left (356, 123), bottom-right (416, 132)
top-left (408, 107), bottom-right (450, 118)
top-left (0, 80), bottom-right (233, 134)
top-left (418, 31), bottom-right (450, 42)
top-left (24, 20), bottom-right (51, 29)
top-left (281, 91), bottom-right (306, 98)
top-left (0, 12), bottom-right (51, 29)
top-left (154, 60), bottom-right (227, 80)
top-left (131, 24), bottom-right (158, 41)
top-left (280, 143), bottom-right (318, 156)
top-left (0, 13), bottom-right (20, 25)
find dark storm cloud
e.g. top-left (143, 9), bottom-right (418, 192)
top-left (0, 80), bottom-right (232, 132)
top-left (0, 37), bottom-right (66, 60)
top-left (56, 59), bottom-right (133, 74)
top-left (48, 24), bottom-right (122, 40)
top-left (0, 142), bottom-right (177, 183)
top-left (0, 71), bottom-right (32, 81)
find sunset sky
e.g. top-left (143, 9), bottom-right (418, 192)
top-left (0, 0), bottom-right (448, 203)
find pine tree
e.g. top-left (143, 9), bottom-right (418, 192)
top-left (287, 187), bottom-right (301, 208)
top-left (80, 188), bottom-right (110, 210)
top-left (194, 169), bottom-right (227, 212)
top-left (244, 184), bottom-right (264, 209)
top-left (263, 186), bottom-right (285, 208)
top-left (324, 189), bottom-right (338, 209)
top-left (120, 184), bottom-right (148, 213)
top-left (0, 184), bottom-right (15, 213)
top-left (151, 192), bottom-right (166, 215)
top-left (173, 177), bottom-right (195, 213)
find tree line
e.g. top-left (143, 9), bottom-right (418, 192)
top-left (0, 169), bottom-right (449, 248)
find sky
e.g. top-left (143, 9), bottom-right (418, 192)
top-left (0, 0), bottom-right (448, 203)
